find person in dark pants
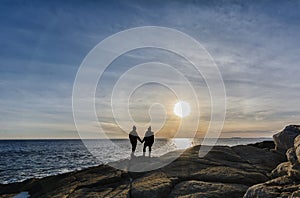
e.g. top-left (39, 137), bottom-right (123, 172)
top-left (142, 126), bottom-right (154, 157)
top-left (129, 126), bottom-right (142, 154)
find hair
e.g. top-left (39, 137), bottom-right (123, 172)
top-left (133, 126), bottom-right (136, 130)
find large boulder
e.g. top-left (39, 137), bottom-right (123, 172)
top-left (244, 134), bottom-right (300, 197)
top-left (243, 176), bottom-right (297, 198)
top-left (271, 161), bottom-right (293, 178)
top-left (294, 135), bottom-right (300, 164)
top-left (273, 125), bottom-right (300, 152)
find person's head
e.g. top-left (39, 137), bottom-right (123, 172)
top-left (148, 126), bottom-right (151, 131)
top-left (133, 126), bottom-right (136, 131)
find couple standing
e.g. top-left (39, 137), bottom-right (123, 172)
top-left (129, 126), bottom-right (154, 156)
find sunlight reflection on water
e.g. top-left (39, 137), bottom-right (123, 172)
top-left (171, 138), bottom-right (193, 149)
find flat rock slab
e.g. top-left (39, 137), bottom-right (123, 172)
top-left (131, 172), bottom-right (174, 198)
top-left (190, 166), bottom-right (268, 185)
top-left (169, 180), bottom-right (249, 198)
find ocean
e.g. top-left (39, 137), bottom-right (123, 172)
top-left (0, 138), bottom-right (272, 184)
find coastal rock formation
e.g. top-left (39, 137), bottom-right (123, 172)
top-left (131, 172), bottom-right (174, 198)
top-left (295, 135), bottom-right (300, 163)
top-left (0, 141), bottom-right (285, 198)
top-left (273, 125), bottom-right (300, 153)
top-left (0, 165), bottom-right (131, 198)
top-left (169, 180), bottom-right (249, 198)
top-left (244, 134), bottom-right (300, 198)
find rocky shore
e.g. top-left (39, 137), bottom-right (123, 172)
top-left (1, 125), bottom-right (300, 198)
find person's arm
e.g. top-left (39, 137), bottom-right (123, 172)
top-left (138, 136), bottom-right (142, 143)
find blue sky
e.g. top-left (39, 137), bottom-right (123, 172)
top-left (1, 0), bottom-right (300, 139)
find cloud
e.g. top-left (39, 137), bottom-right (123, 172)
top-left (1, 0), bottom-right (300, 138)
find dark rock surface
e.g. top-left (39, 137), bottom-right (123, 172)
top-left (169, 180), bottom-right (249, 198)
top-left (244, 134), bottom-right (300, 198)
top-left (273, 125), bottom-right (300, 153)
top-left (0, 141), bottom-right (285, 198)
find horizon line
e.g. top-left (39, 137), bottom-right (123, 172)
top-left (0, 137), bottom-right (273, 141)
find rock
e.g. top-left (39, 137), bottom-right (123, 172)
top-left (245, 132), bottom-right (300, 198)
top-left (271, 162), bottom-right (292, 178)
top-left (248, 141), bottom-right (275, 150)
top-left (294, 135), bottom-right (300, 164)
top-left (291, 190), bottom-right (300, 197)
top-left (163, 144), bottom-right (285, 197)
top-left (287, 165), bottom-right (300, 181)
top-left (243, 183), bottom-right (280, 198)
top-left (0, 142), bottom-right (287, 198)
top-left (232, 145), bottom-right (285, 172)
top-left (270, 135), bottom-right (300, 181)
top-left (286, 147), bottom-right (298, 164)
top-left (0, 165), bottom-right (131, 198)
top-left (68, 183), bottom-right (130, 198)
top-left (294, 135), bottom-right (300, 148)
top-left (273, 125), bottom-right (300, 152)
top-left (131, 172), bottom-right (174, 198)
top-left (190, 166), bottom-right (269, 185)
top-left (169, 180), bottom-right (248, 198)
top-left (243, 176), bottom-right (299, 198)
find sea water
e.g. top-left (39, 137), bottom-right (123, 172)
top-left (0, 138), bottom-right (271, 184)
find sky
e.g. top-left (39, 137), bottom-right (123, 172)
top-left (1, 0), bottom-right (300, 139)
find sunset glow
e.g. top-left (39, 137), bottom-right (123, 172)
top-left (173, 101), bottom-right (191, 118)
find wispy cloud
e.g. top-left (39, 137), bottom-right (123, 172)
top-left (0, 0), bottom-right (300, 138)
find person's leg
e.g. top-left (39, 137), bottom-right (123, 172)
top-left (148, 145), bottom-right (152, 157)
top-left (143, 144), bottom-right (147, 156)
top-left (132, 141), bottom-right (137, 152)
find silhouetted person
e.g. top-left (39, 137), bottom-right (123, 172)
top-left (142, 126), bottom-right (154, 157)
top-left (129, 126), bottom-right (142, 154)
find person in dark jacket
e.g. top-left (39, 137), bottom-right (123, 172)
top-left (129, 126), bottom-right (142, 153)
top-left (142, 126), bottom-right (154, 157)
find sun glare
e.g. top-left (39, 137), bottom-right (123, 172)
top-left (173, 101), bottom-right (191, 118)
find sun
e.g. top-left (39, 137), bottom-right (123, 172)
top-left (173, 101), bottom-right (191, 118)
